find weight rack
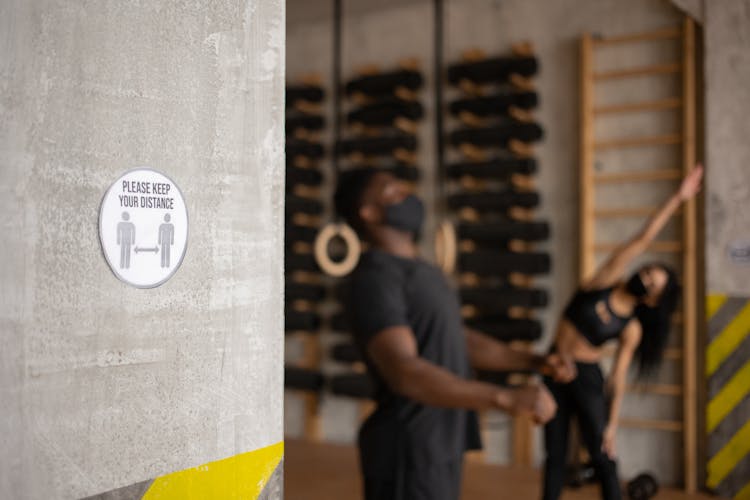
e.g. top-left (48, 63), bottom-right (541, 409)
top-left (443, 44), bottom-right (550, 465)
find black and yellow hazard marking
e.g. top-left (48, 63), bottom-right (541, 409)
top-left (81, 441), bottom-right (283, 500)
top-left (706, 294), bottom-right (750, 499)
top-left (81, 479), bottom-right (154, 499)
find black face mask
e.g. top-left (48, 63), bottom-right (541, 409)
top-left (384, 194), bottom-right (424, 236)
top-left (626, 273), bottom-right (649, 298)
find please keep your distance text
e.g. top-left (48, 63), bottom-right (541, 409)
top-left (119, 180), bottom-right (175, 210)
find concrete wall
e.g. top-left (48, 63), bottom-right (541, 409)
top-left (701, 1), bottom-right (750, 497)
top-left (286, 0), bottom-right (690, 484)
top-left (0, 0), bottom-right (285, 498)
top-left (704, 0), bottom-right (750, 295)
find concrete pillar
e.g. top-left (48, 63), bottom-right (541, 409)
top-left (704, 0), bottom-right (750, 295)
top-left (0, 0), bottom-right (285, 498)
top-left (702, 1), bottom-right (750, 497)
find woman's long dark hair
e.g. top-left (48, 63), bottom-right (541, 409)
top-left (633, 264), bottom-right (681, 379)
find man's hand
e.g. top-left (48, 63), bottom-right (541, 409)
top-left (542, 353), bottom-right (577, 383)
top-left (504, 384), bottom-right (557, 424)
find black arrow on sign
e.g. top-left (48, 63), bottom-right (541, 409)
top-left (134, 246), bottom-right (159, 254)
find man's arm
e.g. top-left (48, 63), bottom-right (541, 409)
top-left (367, 325), bottom-right (557, 422)
top-left (465, 328), bottom-right (577, 382)
top-left (465, 328), bottom-right (543, 372)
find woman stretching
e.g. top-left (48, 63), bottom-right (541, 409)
top-left (542, 166), bottom-right (703, 500)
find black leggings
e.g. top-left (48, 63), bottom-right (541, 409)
top-left (543, 362), bottom-right (621, 500)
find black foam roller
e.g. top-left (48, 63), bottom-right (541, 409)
top-left (446, 157), bottom-right (537, 180)
top-left (460, 286), bottom-right (549, 309)
top-left (378, 163), bottom-right (420, 181)
top-left (459, 251), bottom-right (551, 275)
top-left (286, 195), bottom-right (324, 216)
top-left (286, 114), bottom-right (326, 134)
top-left (286, 282), bottom-right (326, 302)
top-left (285, 309), bottom-right (321, 332)
top-left (347, 97), bottom-right (424, 126)
top-left (285, 224), bottom-right (319, 246)
top-left (331, 342), bottom-right (362, 363)
top-left (329, 373), bottom-right (376, 399)
top-left (285, 251), bottom-right (319, 273)
top-left (339, 163), bottom-right (418, 182)
top-left (457, 221), bottom-right (550, 244)
top-left (337, 134), bottom-right (417, 157)
top-left (447, 190), bottom-right (540, 211)
top-left (286, 139), bottom-right (325, 160)
top-left (449, 91), bottom-right (538, 116)
top-left (345, 69), bottom-right (423, 97)
top-left (449, 122), bottom-right (544, 147)
top-left (465, 317), bottom-right (543, 342)
top-left (286, 166), bottom-right (324, 188)
top-left (286, 85), bottom-right (325, 106)
top-left (285, 366), bottom-right (325, 392)
top-left (447, 56), bottom-right (538, 85)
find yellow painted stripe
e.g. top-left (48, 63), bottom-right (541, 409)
top-left (707, 302), bottom-right (750, 376)
top-left (707, 294), bottom-right (729, 320)
top-left (708, 419), bottom-right (750, 488)
top-left (736, 480), bottom-right (750, 500)
top-left (707, 359), bottom-right (750, 432)
top-left (142, 441), bottom-right (284, 500)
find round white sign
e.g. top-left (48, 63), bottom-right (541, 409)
top-left (99, 168), bottom-right (188, 288)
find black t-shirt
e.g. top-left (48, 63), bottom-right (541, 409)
top-left (346, 249), bottom-right (482, 478)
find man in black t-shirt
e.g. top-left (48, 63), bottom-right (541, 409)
top-left (334, 168), bottom-right (571, 500)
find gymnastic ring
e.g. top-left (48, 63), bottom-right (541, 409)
top-left (434, 220), bottom-right (457, 275)
top-left (314, 223), bottom-right (362, 277)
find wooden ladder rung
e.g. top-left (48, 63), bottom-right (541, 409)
top-left (593, 98), bottom-right (681, 115)
top-left (594, 241), bottom-right (683, 253)
top-left (593, 206), bottom-right (683, 218)
top-left (592, 27), bottom-right (682, 46)
top-left (593, 168), bottom-right (682, 183)
top-left (594, 134), bottom-right (682, 150)
top-left (627, 383), bottom-right (683, 396)
top-left (620, 417), bottom-right (683, 432)
top-left (593, 62), bottom-right (681, 80)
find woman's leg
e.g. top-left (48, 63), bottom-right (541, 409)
top-left (571, 363), bottom-right (621, 500)
top-left (542, 377), bottom-right (571, 500)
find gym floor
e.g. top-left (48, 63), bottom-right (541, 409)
top-left (285, 439), bottom-right (717, 499)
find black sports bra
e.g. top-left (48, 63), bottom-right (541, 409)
top-left (563, 287), bottom-right (633, 346)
